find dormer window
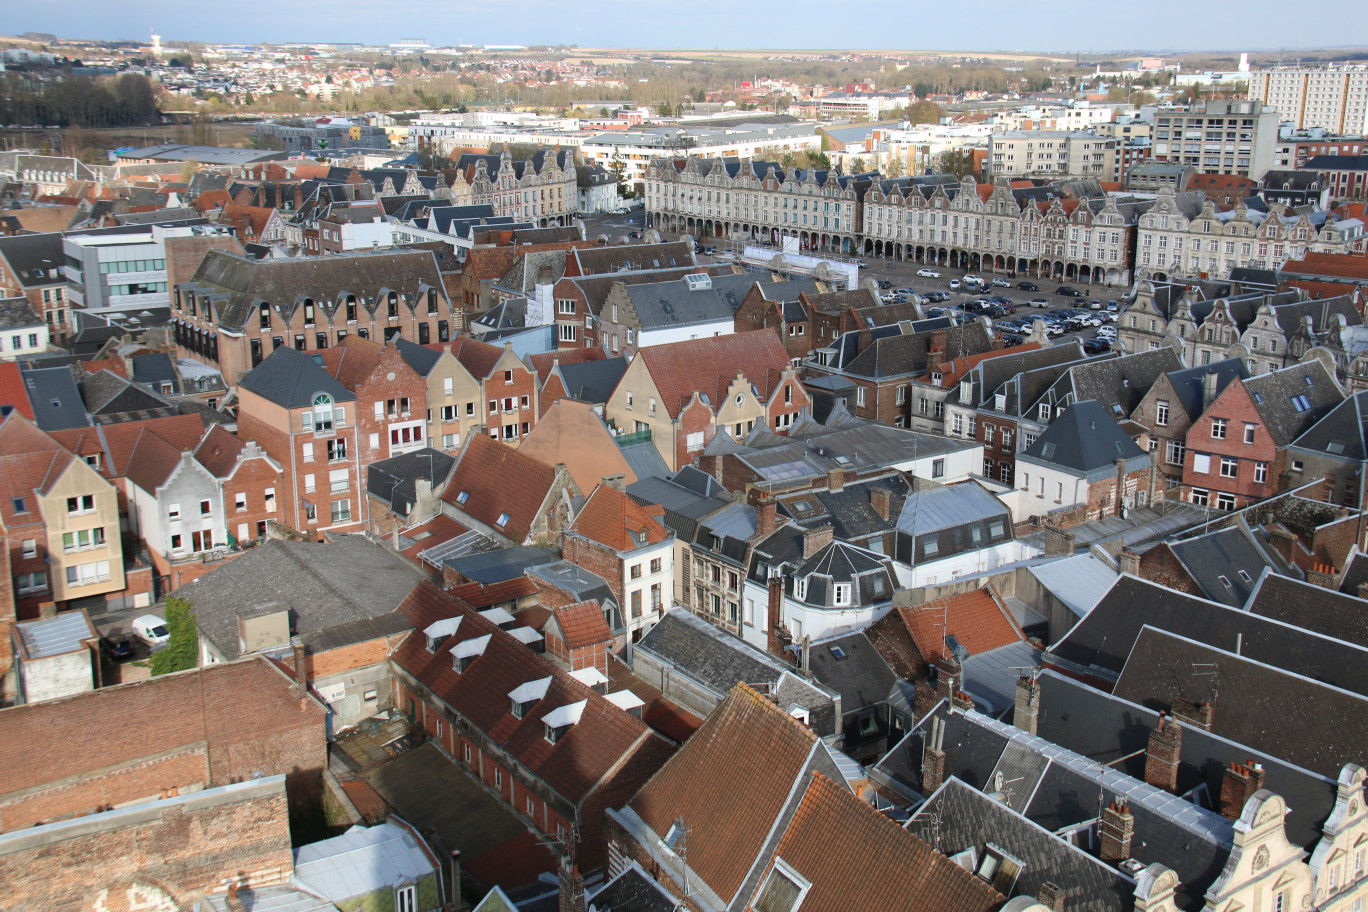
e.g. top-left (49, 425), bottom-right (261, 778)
top-left (451, 634), bottom-right (491, 672)
top-left (508, 677), bottom-right (552, 718)
top-left (457, 490), bottom-right (470, 505)
top-left (794, 578), bottom-right (807, 600)
top-left (541, 700), bottom-right (587, 744)
top-left (423, 617), bottom-right (460, 653)
top-left (754, 860), bottom-right (811, 912)
top-left (834, 583), bottom-right (851, 606)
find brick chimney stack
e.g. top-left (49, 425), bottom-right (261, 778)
top-left (1173, 696), bottom-right (1215, 731)
top-left (1014, 673), bottom-right (1040, 735)
top-left (1043, 523), bottom-right (1076, 557)
top-left (1036, 883), bottom-right (1065, 912)
top-left (870, 486), bottom-right (892, 522)
top-left (1099, 799), bottom-right (1135, 863)
top-left (751, 490), bottom-right (778, 539)
top-left (558, 861), bottom-right (586, 912)
top-left (1119, 549), bottom-right (1142, 576)
top-left (1144, 713), bottom-right (1183, 793)
top-left (1306, 561), bottom-right (1338, 589)
top-left (1219, 761), bottom-right (1266, 819)
top-left (766, 574), bottom-right (789, 660)
top-left (801, 524), bottom-right (834, 559)
top-left (922, 715), bottom-right (947, 793)
top-left (1201, 370), bottom-right (1219, 410)
top-left (290, 635), bottom-right (308, 695)
top-left (935, 653), bottom-right (962, 702)
top-left (827, 467), bottom-right (847, 493)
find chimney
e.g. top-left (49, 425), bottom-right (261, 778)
top-left (927, 329), bottom-right (948, 373)
top-left (752, 491), bottom-right (777, 539)
top-left (290, 635), bottom-right (307, 694)
top-left (1219, 761), bottom-right (1266, 820)
top-left (1264, 523), bottom-right (1298, 563)
top-left (1043, 523), bottom-right (1075, 557)
top-left (446, 850), bottom-right (465, 910)
top-left (558, 861), bottom-right (586, 912)
top-left (801, 524), bottom-right (834, 559)
top-left (800, 635), bottom-right (811, 675)
top-left (1172, 696), bottom-right (1214, 731)
top-left (38, 601), bottom-right (57, 619)
top-left (1144, 714), bottom-right (1183, 792)
top-left (1014, 674), bottom-right (1040, 735)
top-left (827, 467), bottom-right (846, 493)
top-left (1036, 883), bottom-right (1066, 912)
top-left (922, 716), bottom-right (947, 793)
top-left (1099, 800), bottom-right (1135, 863)
top-left (1201, 370), bottom-right (1219, 410)
top-left (1306, 561), bottom-right (1337, 589)
top-left (870, 487), bottom-right (892, 521)
top-left (766, 574), bottom-right (787, 659)
top-left (912, 680), bottom-right (939, 721)
top-left (1119, 549), bottom-right (1142, 576)
top-left (600, 474), bottom-right (626, 492)
top-left (935, 653), bottom-right (962, 702)
top-left (225, 884), bottom-right (247, 912)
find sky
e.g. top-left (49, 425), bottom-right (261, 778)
top-left (6, 0), bottom-right (1364, 55)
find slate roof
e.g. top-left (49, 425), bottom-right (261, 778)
top-left (625, 683), bottom-right (828, 907)
top-left (172, 537), bottom-right (423, 660)
top-left (911, 777), bottom-right (1136, 912)
top-left (394, 337), bottom-right (443, 377)
top-left (21, 365), bottom-right (90, 430)
top-left (896, 480), bottom-right (1011, 539)
top-left (0, 232), bottom-right (65, 288)
top-left (617, 272), bottom-right (759, 332)
top-left (82, 370), bottom-right (175, 419)
top-left (367, 447), bottom-right (456, 515)
top-left (762, 773), bottom-right (1003, 912)
top-left (441, 434), bottom-right (558, 542)
top-left (634, 329), bottom-right (792, 418)
top-left (0, 297), bottom-right (42, 331)
top-left (626, 469), bottom-right (734, 544)
top-left (551, 356), bottom-right (627, 405)
top-left (1163, 359), bottom-right (1250, 421)
top-left (1046, 575), bottom-right (1368, 696)
top-left (842, 322), bottom-right (994, 381)
top-left (1113, 626), bottom-right (1368, 781)
top-left (571, 242), bottom-right (695, 275)
top-left (1162, 525), bottom-right (1283, 607)
top-left (777, 473), bottom-right (908, 544)
top-left (807, 632), bottom-right (898, 716)
top-left (393, 581), bottom-right (672, 807)
top-left (239, 345), bottom-right (356, 409)
top-left (1018, 399), bottom-right (1148, 479)
top-left (1034, 669), bottom-right (1338, 850)
top-left (451, 546), bottom-right (560, 585)
top-left (873, 704), bottom-right (1233, 912)
top-left (748, 525), bottom-right (895, 609)
top-left (1289, 389), bottom-right (1368, 461)
top-left (583, 864), bottom-right (678, 912)
top-left (1245, 359), bottom-right (1345, 447)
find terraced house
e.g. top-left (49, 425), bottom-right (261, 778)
top-left (644, 156), bottom-right (865, 254)
top-left (172, 248), bottom-right (454, 382)
top-left (445, 149), bottom-right (577, 227)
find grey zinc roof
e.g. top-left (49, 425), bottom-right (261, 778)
top-left (292, 822), bottom-right (435, 902)
top-left (238, 346), bottom-right (355, 409)
top-left (1027, 553), bottom-right (1118, 619)
top-left (1164, 359), bottom-right (1250, 421)
top-left (0, 233), bottom-right (65, 288)
top-left (618, 439), bottom-right (670, 481)
top-left (554, 356), bottom-right (627, 405)
top-left (366, 447), bottom-right (456, 515)
top-left (1164, 525), bottom-right (1282, 607)
top-left (896, 480), bottom-right (1008, 538)
top-left (1018, 399), bottom-right (1149, 479)
top-left (173, 537), bottom-right (424, 661)
top-left (621, 272), bottom-right (757, 330)
top-left (960, 640), bottom-right (1044, 715)
top-left (1247, 572), bottom-right (1368, 649)
top-left (1290, 389), bottom-right (1368, 461)
top-left (15, 611), bottom-right (96, 659)
top-left (449, 546), bottom-right (559, 585)
top-left (1245, 360), bottom-right (1345, 446)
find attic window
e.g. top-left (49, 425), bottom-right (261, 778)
top-left (457, 490), bottom-right (470, 504)
top-left (451, 634), bottom-right (491, 672)
top-left (1304, 375), bottom-right (1315, 387)
top-left (1252, 391), bottom-right (1263, 403)
top-left (542, 700), bottom-right (587, 743)
top-left (1237, 570), bottom-right (1252, 583)
top-left (509, 677), bottom-right (552, 718)
top-left (12, 497), bottom-right (25, 513)
top-left (423, 617), bottom-right (460, 652)
top-left (1291, 394), bottom-right (1312, 412)
top-left (1040, 442), bottom-right (1056, 459)
top-left (754, 860), bottom-right (811, 912)
top-left (829, 645), bottom-right (847, 660)
top-left (976, 844), bottom-right (1025, 895)
top-left (496, 512), bottom-right (511, 527)
top-left (1219, 575), bottom-right (1232, 588)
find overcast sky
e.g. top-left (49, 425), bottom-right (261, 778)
top-left (8, 0), bottom-right (1363, 55)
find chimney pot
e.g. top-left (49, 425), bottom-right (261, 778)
top-left (1100, 799), bottom-right (1135, 863)
top-left (1014, 674), bottom-right (1040, 735)
top-left (1144, 713), bottom-right (1183, 792)
top-left (801, 524), bottom-right (834, 559)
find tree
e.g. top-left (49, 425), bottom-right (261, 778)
top-left (904, 99), bottom-right (942, 125)
top-left (935, 149), bottom-right (979, 181)
top-left (149, 597), bottom-right (198, 676)
top-left (850, 156), bottom-right (867, 174)
top-left (608, 151), bottom-right (627, 194)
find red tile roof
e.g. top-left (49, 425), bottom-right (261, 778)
top-left (636, 329), bottom-right (791, 418)
top-left (464, 246), bottom-right (520, 281)
top-left (392, 581), bottom-right (672, 805)
top-left (79, 359), bottom-right (128, 379)
top-left (124, 428), bottom-right (189, 493)
top-left (628, 683), bottom-right (818, 904)
top-left (1283, 252), bottom-right (1368, 281)
top-left (900, 586), bottom-right (1024, 665)
top-left (329, 334), bottom-right (385, 390)
top-left (441, 435), bottom-right (557, 542)
top-left (551, 600), bottom-right (614, 650)
top-left (446, 576), bottom-right (538, 609)
top-left (431, 337), bottom-right (505, 380)
top-left (193, 425), bottom-right (246, 478)
top-left (0, 361), bottom-right (34, 420)
top-left (527, 346), bottom-right (607, 384)
top-left (760, 773), bottom-right (1002, 912)
top-left (570, 485), bottom-right (669, 552)
top-left (400, 513), bottom-right (472, 564)
top-left (99, 414), bottom-right (207, 476)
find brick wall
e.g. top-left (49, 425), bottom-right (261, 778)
top-left (0, 777), bottom-right (293, 911)
top-left (0, 542), bottom-right (13, 674)
top-left (351, 345), bottom-right (430, 468)
top-left (221, 455), bottom-right (285, 546)
top-left (562, 534), bottom-right (625, 606)
top-left (1136, 545), bottom-right (1203, 596)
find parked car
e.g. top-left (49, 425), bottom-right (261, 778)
top-left (132, 614), bottom-right (170, 649)
top-left (926, 307), bottom-right (948, 318)
top-left (694, 243), bottom-right (704, 254)
top-left (1028, 298), bottom-right (1051, 308)
top-left (877, 279), bottom-right (893, 289)
top-left (982, 305), bottom-right (1011, 318)
top-left (629, 230), bottom-right (643, 239)
top-left (1056, 285), bottom-right (1082, 297)
top-left (854, 258), bottom-right (869, 268)
top-left (703, 245), bottom-right (716, 255)
top-left (963, 274), bottom-right (982, 284)
top-left (1017, 281), bottom-right (1039, 291)
top-left (101, 634), bottom-right (134, 662)
top-left (990, 277), bottom-right (1012, 288)
top-left (1100, 311), bottom-right (1118, 323)
top-left (895, 287), bottom-right (915, 295)
top-left (917, 268), bottom-right (941, 278)
top-left (1087, 299), bottom-right (1104, 310)
top-left (961, 299), bottom-right (987, 313)
top-left (1001, 333), bottom-right (1025, 347)
top-left (1083, 339), bottom-right (1113, 354)
top-left (948, 280), bottom-right (962, 290)
top-left (1097, 327), bottom-right (1118, 340)
top-left (926, 291), bottom-right (952, 302)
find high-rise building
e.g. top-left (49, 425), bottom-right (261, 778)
top-left (1150, 100), bottom-right (1279, 180)
top-left (1248, 64), bottom-right (1368, 134)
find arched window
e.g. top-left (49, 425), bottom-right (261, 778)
top-left (309, 393), bottom-right (335, 432)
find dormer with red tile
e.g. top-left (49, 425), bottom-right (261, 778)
top-left (544, 600), bottom-right (615, 675)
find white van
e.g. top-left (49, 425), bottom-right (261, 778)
top-left (132, 614), bottom-right (170, 648)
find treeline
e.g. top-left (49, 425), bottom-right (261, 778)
top-left (0, 72), bottom-right (158, 128)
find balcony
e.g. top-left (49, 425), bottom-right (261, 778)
top-left (614, 428), bottom-right (652, 448)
